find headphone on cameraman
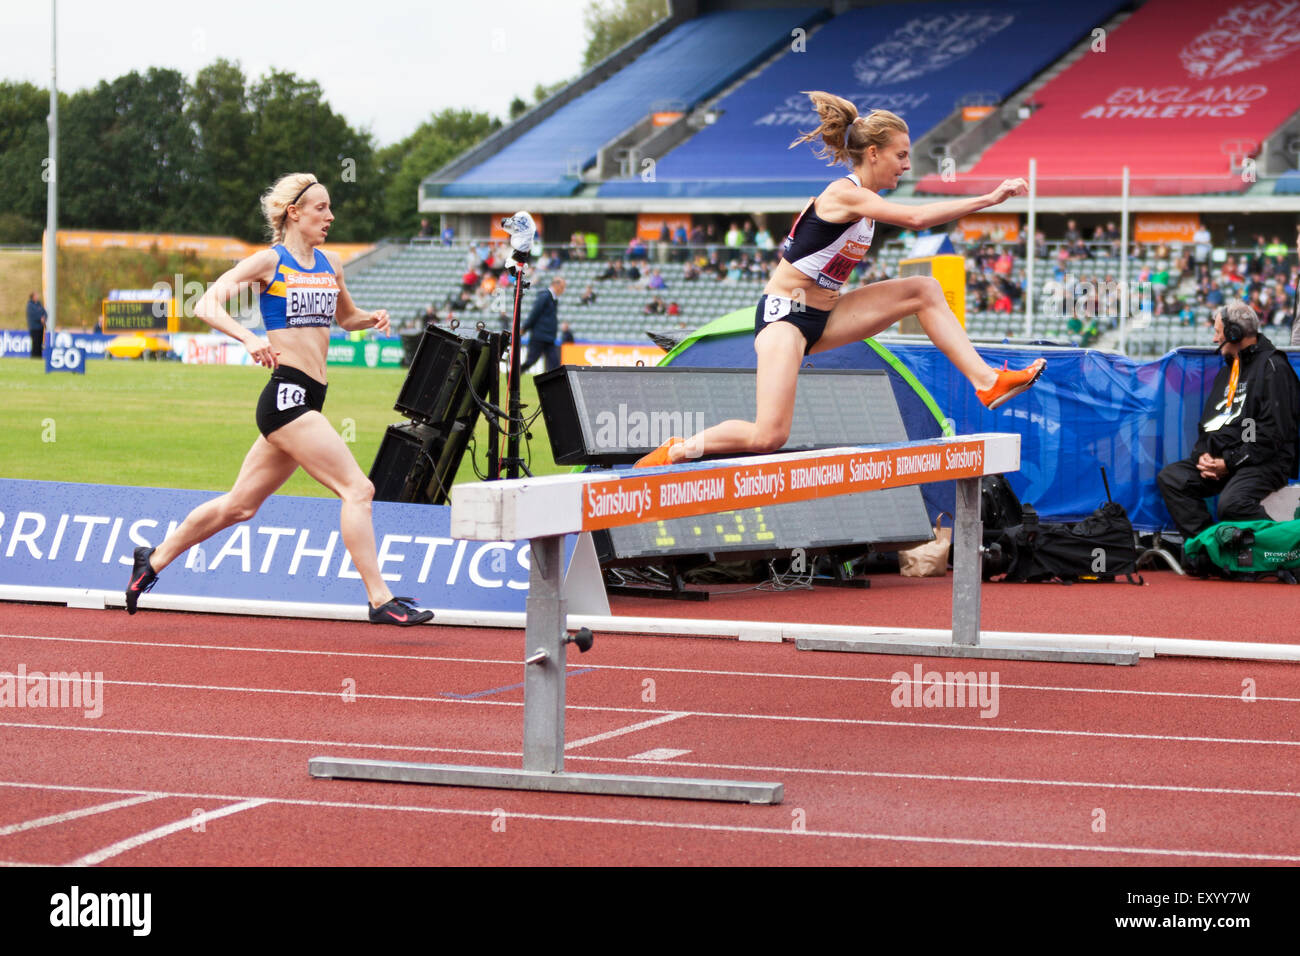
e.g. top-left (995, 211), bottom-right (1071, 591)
top-left (1218, 308), bottom-right (1246, 344)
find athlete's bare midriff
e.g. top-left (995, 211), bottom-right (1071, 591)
top-left (763, 259), bottom-right (842, 314)
top-left (267, 327), bottom-right (330, 383)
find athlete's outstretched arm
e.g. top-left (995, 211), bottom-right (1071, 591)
top-left (820, 178), bottom-right (1028, 232)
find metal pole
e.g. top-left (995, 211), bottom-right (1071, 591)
top-left (1119, 166), bottom-right (1129, 356)
top-left (45, 0), bottom-right (57, 336)
top-left (1024, 157), bottom-right (1036, 338)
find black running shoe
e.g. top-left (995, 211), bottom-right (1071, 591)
top-left (126, 546), bottom-right (159, 615)
top-left (368, 596), bottom-right (434, 626)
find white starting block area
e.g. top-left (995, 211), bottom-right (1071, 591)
top-left (308, 432), bottom-right (1138, 805)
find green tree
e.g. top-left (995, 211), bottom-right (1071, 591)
top-left (380, 108), bottom-right (501, 237)
top-left (244, 69), bottom-right (382, 243)
top-left (59, 69), bottom-right (198, 232)
top-left (0, 82), bottom-right (52, 232)
top-left (188, 59), bottom-right (255, 238)
top-left (582, 0), bottom-right (669, 69)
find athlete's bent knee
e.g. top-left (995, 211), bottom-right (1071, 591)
top-left (340, 478), bottom-right (375, 507)
top-left (750, 426), bottom-right (789, 455)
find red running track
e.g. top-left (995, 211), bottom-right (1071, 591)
top-left (0, 570), bottom-right (1297, 867)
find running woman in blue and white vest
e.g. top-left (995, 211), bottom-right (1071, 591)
top-left (638, 91), bottom-right (1045, 467)
top-left (125, 173), bottom-right (433, 626)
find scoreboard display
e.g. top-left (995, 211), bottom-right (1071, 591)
top-left (101, 298), bottom-right (172, 333)
top-left (532, 366), bottom-right (937, 564)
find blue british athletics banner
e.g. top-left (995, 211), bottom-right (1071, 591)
top-left (2, 330), bottom-right (114, 360)
top-left (0, 479), bottom-right (555, 613)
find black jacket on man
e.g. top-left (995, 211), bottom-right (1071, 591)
top-left (1158, 333), bottom-right (1300, 536)
top-left (1191, 334), bottom-right (1299, 479)
top-left (522, 288), bottom-right (559, 344)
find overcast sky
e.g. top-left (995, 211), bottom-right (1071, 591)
top-left (3, 0), bottom-right (594, 146)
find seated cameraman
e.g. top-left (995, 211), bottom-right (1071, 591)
top-left (1157, 301), bottom-right (1300, 538)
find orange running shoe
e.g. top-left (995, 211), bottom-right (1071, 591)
top-left (976, 358), bottom-right (1046, 410)
top-left (635, 436), bottom-right (684, 468)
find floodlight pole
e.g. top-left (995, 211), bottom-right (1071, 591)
top-left (45, 0), bottom-right (57, 337)
top-left (1024, 157), bottom-right (1036, 338)
top-left (503, 259), bottom-right (529, 479)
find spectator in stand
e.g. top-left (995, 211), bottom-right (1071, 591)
top-left (626, 236), bottom-right (648, 261)
top-left (724, 221), bottom-right (744, 260)
top-left (647, 268), bottom-right (666, 291)
top-left (625, 262), bottom-right (642, 283)
top-left (579, 284), bottom-right (597, 306)
top-left (560, 321), bottom-right (575, 345)
top-left (667, 301), bottom-right (681, 319)
top-left (597, 260), bottom-right (622, 281)
top-left (1193, 223), bottom-right (1212, 264)
top-left (683, 261), bottom-right (701, 282)
top-left (689, 223), bottom-right (705, 247)
top-left (643, 296), bottom-right (666, 315)
top-left (461, 267), bottom-right (480, 292)
top-left (755, 224), bottom-right (775, 251)
top-left (418, 218), bottom-right (433, 238)
top-left (743, 219), bottom-right (757, 245)
top-left (422, 303), bottom-right (439, 326)
top-left (1064, 219), bottom-right (1081, 243)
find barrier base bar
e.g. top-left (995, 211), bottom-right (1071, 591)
top-left (310, 534), bottom-right (783, 804)
top-left (307, 758), bottom-right (782, 804)
top-left (795, 638), bottom-right (1140, 666)
top-left (800, 477), bottom-right (1140, 667)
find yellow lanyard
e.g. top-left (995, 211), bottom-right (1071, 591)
top-left (1224, 355), bottom-right (1240, 408)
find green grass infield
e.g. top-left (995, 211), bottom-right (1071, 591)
top-left (0, 358), bottom-right (562, 498)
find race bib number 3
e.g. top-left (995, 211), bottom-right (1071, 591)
top-left (763, 296), bottom-right (793, 322)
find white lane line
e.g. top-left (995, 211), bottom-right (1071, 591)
top-left (565, 713), bottom-right (688, 750)
top-left (0, 780), bottom-right (1291, 863)
top-left (0, 793), bottom-right (163, 836)
top-left (629, 749), bottom-right (692, 761)
top-left (66, 799), bottom-right (268, 867)
top-left (6, 694), bottom-right (1299, 748)
top-left (6, 633), bottom-right (1299, 703)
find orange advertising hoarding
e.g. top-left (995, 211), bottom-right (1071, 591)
top-left (561, 343), bottom-right (666, 367)
top-left (1133, 214), bottom-right (1200, 244)
top-left (54, 230), bottom-right (373, 263)
top-left (960, 214), bottom-right (1020, 242)
top-left (636, 214), bottom-right (692, 241)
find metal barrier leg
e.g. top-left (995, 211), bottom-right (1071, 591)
top-left (310, 533), bottom-right (783, 802)
top-left (951, 476), bottom-right (982, 647)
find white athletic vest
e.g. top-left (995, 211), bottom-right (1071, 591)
top-left (780, 173), bottom-right (875, 291)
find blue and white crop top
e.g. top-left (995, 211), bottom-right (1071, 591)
top-left (260, 245), bottom-right (339, 331)
top-left (780, 174), bottom-right (875, 292)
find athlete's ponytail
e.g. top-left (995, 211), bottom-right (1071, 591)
top-left (790, 91), bottom-right (908, 168)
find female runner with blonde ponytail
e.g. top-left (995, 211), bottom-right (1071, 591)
top-left (637, 91), bottom-right (1044, 467)
top-left (124, 173), bottom-right (434, 626)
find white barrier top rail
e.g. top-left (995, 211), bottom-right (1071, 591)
top-left (450, 433), bottom-right (1019, 541)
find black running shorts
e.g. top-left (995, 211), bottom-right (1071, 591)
top-left (255, 366), bottom-right (328, 437)
top-left (754, 294), bottom-right (832, 354)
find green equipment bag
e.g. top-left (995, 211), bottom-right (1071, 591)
top-left (1182, 519), bottom-right (1300, 583)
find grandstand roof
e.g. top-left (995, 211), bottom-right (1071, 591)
top-left (419, 0), bottom-right (1300, 214)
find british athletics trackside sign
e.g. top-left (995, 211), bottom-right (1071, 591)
top-left (0, 479), bottom-right (547, 613)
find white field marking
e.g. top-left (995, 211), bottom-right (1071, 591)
top-left (629, 748), bottom-right (692, 761)
top-left (4, 727), bottom-right (1296, 801)
top-left (564, 713), bottom-right (688, 750)
top-left (0, 793), bottom-right (163, 836)
top-left (66, 799), bottom-right (268, 867)
top-left (5, 632), bottom-right (1299, 704)
top-left (0, 780), bottom-right (1294, 863)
